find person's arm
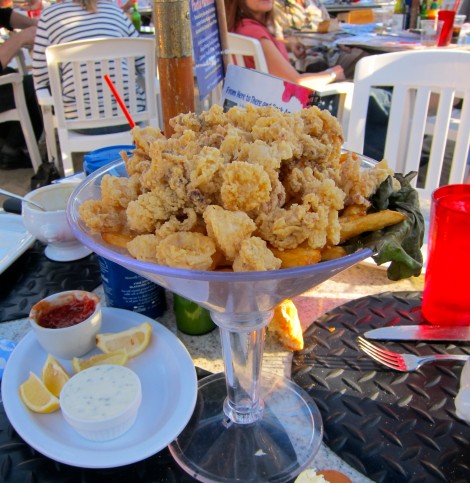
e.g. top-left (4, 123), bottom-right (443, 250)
top-left (259, 38), bottom-right (344, 89)
top-left (9, 9), bottom-right (38, 29)
top-left (121, 0), bottom-right (134, 12)
top-left (282, 36), bottom-right (306, 59)
top-left (0, 27), bottom-right (36, 72)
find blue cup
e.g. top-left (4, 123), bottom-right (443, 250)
top-left (83, 145), bottom-right (134, 176)
top-left (85, 146), bottom-right (167, 318)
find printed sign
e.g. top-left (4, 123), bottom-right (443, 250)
top-left (221, 65), bottom-right (319, 113)
top-left (189, 0), bottom-right (225, 99)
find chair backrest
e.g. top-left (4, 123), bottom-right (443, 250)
top-left (345, 49), bottom-right (470, 199)
top-left (46, 37), bottom-right (159, 131)
top-left (226, 33), bottom-right (269, 73)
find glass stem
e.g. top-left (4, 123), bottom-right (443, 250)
top-left (211, 311), bottom-right (272, 425)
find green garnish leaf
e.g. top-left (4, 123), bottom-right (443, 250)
top-left (344, 172), bottom-right (425, 281)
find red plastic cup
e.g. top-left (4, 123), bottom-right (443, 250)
top-left (437, 10), bottom-right (456, 47)
top-left (422, 185), bottom-right (470, 326)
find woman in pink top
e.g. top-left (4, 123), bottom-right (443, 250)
top-left (224, 0), bottom-right (344, 89)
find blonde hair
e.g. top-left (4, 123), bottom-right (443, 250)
top-left (75, 0), bottom-right (98, 12)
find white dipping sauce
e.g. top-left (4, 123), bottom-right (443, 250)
top-left (61, 365), bottom-right (141, 421)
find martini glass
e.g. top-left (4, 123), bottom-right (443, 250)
top-left (68, 159), bottom-right (374, 482)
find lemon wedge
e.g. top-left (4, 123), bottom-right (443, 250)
top-left (72, 349), bottom-right (129, 373)
top-left (41, 354), bottom-right (70, 397)
top-left (19, 371), bottom-right (60, 413)
top-left (96, 322), bottom-right (153, 358)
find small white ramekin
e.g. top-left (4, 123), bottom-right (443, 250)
top-left (29, 290), bottom-right (101, 359)
top-left (60, 365), bottom-right (142, 442)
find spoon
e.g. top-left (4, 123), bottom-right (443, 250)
top-left (0, 188), bottom-right (47, 211)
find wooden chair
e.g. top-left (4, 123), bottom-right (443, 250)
top-left (343, 49), bottom-right (470, 198)
top-left (0, 72), bottom-right (42, 172)
top-left (40, 37), bottom-right (160, 175)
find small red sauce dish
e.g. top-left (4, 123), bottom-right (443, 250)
top-left (29, 290), bottom-right (102, 359)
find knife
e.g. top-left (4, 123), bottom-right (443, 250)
top-left (364, 325), bottom-right (470, 341)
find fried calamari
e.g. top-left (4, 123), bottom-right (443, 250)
top-left (79, 104), bottom-right (400, 271)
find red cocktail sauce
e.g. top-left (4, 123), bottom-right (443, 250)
top-left (38, 296), bottom-right (96, 329)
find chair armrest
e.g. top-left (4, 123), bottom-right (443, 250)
top-left (0, 72), bottom-right (22, 87)
top-left (36, 87), bottom-right (54, 107)
top-left (315, 81), bottom-right (354, 97)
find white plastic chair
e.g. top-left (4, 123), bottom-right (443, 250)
top-left (43, 37), bottom-right (160, 176)
top-left (344, 49), bottom-right (470, 198)
top-left (0, 72), bottom-right (42, 172)
top-left (226, 33), bottom-right (269, 72)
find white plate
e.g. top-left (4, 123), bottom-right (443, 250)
top-left (1, 308), bottom-right (197, 469)
top-left (0, 213), bottom-right (35, 274)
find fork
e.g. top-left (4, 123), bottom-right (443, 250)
top-left (357, 336), bottom-right (469, 372)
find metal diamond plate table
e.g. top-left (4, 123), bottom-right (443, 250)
top-left (0, 241), bottom-right (102, 323)
top-left (292, 291), bottom-right (470, 483)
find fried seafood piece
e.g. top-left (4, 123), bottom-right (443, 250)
top-left (203, 205), bottom-right (256, 261)
top-left (303, 177), bottom-right (345, 247)
top-left (170, 104), bottom-right (228, 134)
top-left (131, 125), bottom-right (164, 152)
top-left (219, 128), bottom-right (252, 162)
top-left (126, 189), bottom-right (185, 233)
top-left (188, 146), bottom-right (226, 195)
top-left (141, 148), bottom-right (188, 200)
top-left (127, 234), bottom-right (159, 262)
top-left (251, 110), bottom-right (304, 157)
top-left (78, 200), bottom-right (128, 234)
top-left (256, 204), bottom-right (318, 250)
top-left (225, 104), bottom-right (265, 132)
top-left (220, 161), bottom-right (271, 212)
top-left (250, 169), bottom-right (286, 217)
top-left (155, 232), bottom-right (217, 270)
top-left (232, 236), bottom-right (282, 272)
top-left (156, 208), bottom-right (204, 239)
top-left (300, 106), bottom-right (343, 145)
top-left (122, 149), bottom-right (151, 177)
top-left (339, 154), bottom-right (399, 207)
top-left (101, 174), bottom-right (141, 209)
top-left (237, 139), bottom-right (288, 171)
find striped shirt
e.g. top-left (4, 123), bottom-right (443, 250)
top-left (32, 0), bottom-right (146, 119)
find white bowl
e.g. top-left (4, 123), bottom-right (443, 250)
top-left (22, 183), bottom-right (92, 261)
top-left (60, 365), bottom-right (142, 442)
top-left (29, 290), bottom-right (101, 359)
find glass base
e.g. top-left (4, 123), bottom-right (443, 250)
top-left (169, 372), bottom-right (323, 483)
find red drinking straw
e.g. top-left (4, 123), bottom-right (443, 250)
top-left (103, 74), bottom-right (136, 129)
top-left (452, 0), bottom-right (461, 11)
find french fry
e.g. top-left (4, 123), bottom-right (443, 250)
top-left (101, 231), bottom-right (135, 249)
top-left (339, 210), bottom-right (407, 243)
top-left (269, 245), bottom-right (321, 268)
top-left (321, 245), bottom-right (347, 261)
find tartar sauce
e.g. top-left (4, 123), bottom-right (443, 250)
top-left (60, 365), bottom-right (141, 421)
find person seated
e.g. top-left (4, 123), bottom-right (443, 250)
top-left (274, 0), bottom-right (368, 79)
top-left (273, 0), bottom-right (331, 72)
top-left (224, 0), bottom-right (345, 90)
top-left (32, 0), bottom-right (145, 135)
top-left (0, 6), bottom-right (43, 170)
